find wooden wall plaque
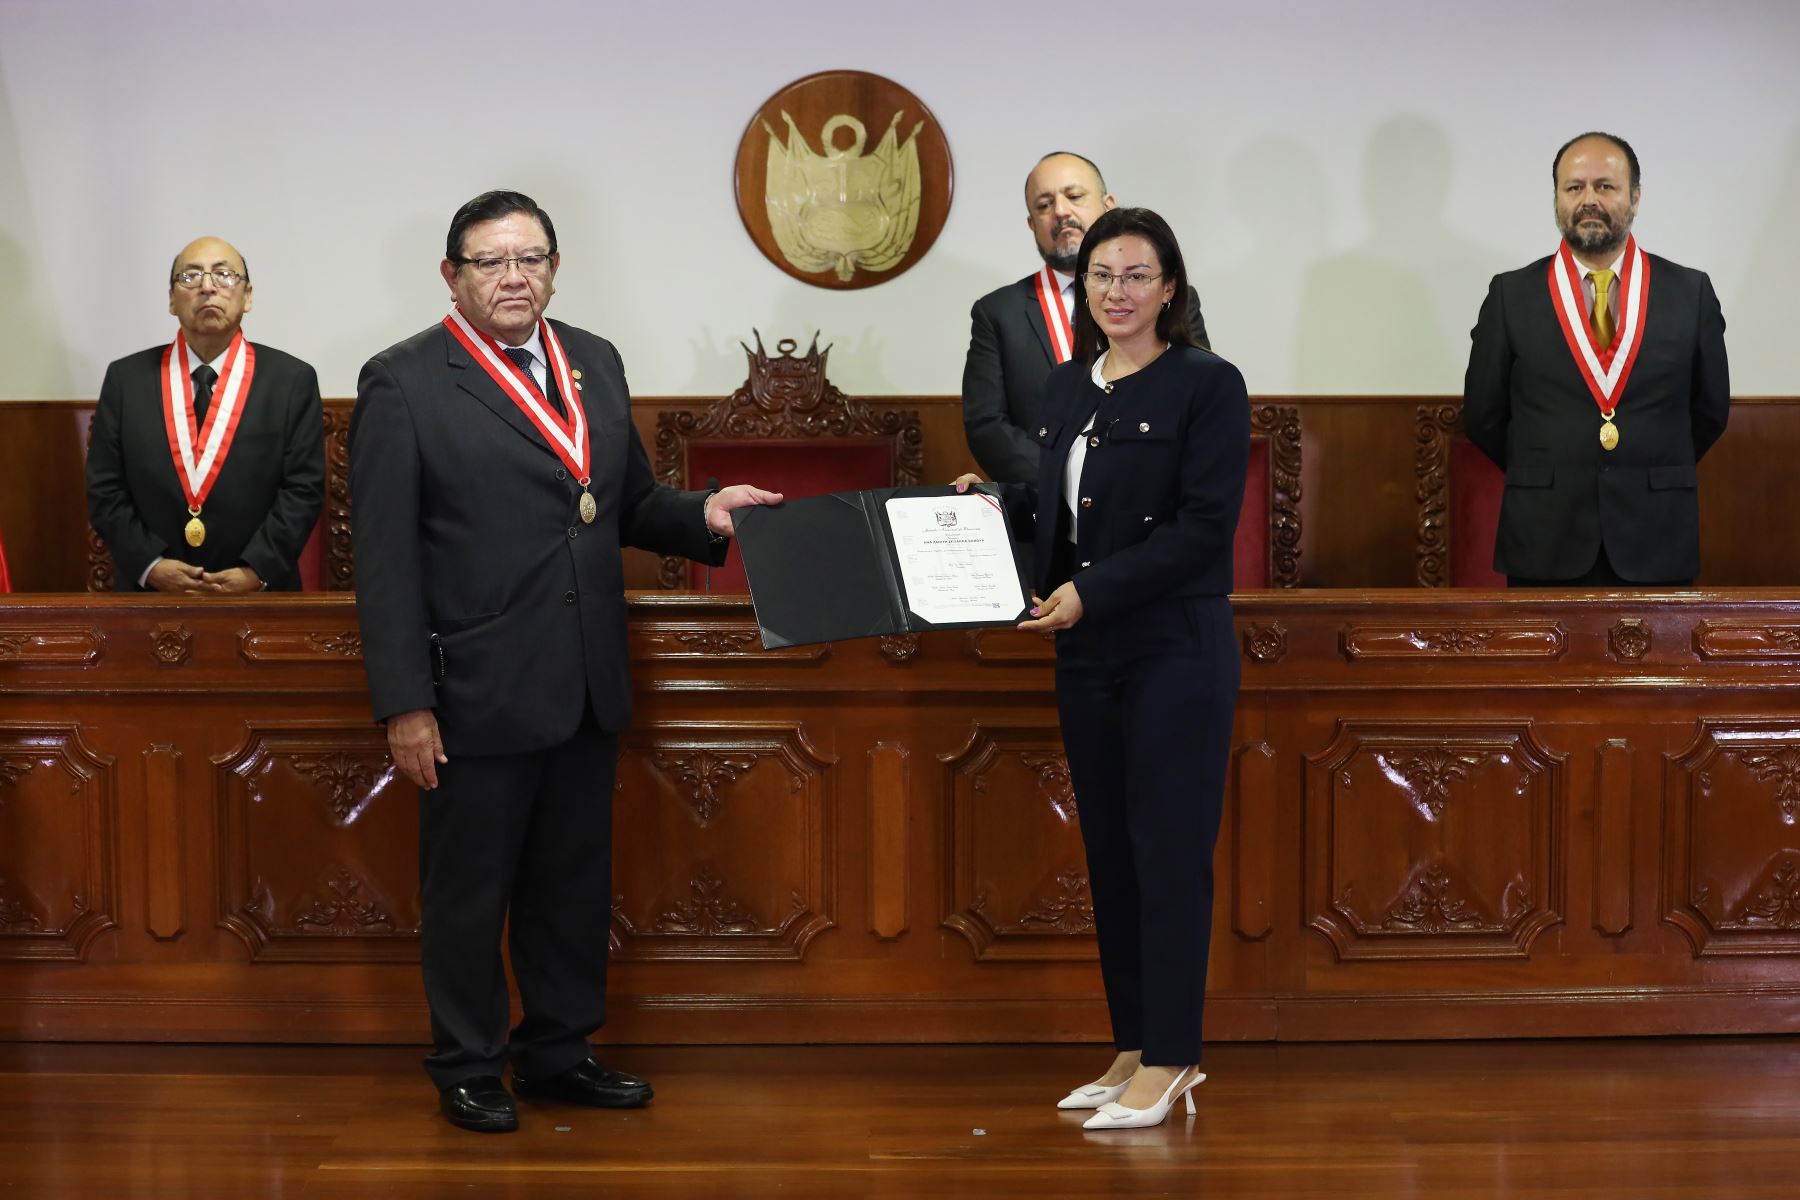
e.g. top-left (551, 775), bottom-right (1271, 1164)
top-left (734, 70), bottom-right (954, 289)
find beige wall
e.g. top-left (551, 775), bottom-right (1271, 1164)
top-left (1, 0), bottom-right (1794, 400)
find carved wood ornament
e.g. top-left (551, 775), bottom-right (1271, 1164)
top-left (653, 333), bottom-right (923, 588)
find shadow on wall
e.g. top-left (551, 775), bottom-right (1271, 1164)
top-left (1727, 122), bottom-right (1800, 385)
top-left (1295, 115), bottom-right (1511, 394)
top-left (0, 60), bottom-right (76, 400)
top-left (1202, 135), bottom-right (1331, 385)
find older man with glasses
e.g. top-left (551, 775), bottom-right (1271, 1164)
top-left (350, 189), bottom-right (781, 1133)
top-left (85, 236), bottom-right (324, 592)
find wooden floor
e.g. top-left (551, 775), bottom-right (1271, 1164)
top-left (3, 1039), bottom-right (1799, 1198)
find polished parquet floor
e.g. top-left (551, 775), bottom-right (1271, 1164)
top-left (3, 1038), bottom-right (1798, 1198)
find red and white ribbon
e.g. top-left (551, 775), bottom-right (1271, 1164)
top-left (160, 329), bottom-right (255, 513)
top-left (1548, 235), bottom-right (1650, 418)
top-left (1034, 266), bottom-right (1074, 364)
top-left (443, 308), bottom-right (590, 483)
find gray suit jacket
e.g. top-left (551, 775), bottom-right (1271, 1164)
top-left (350, 318), bottom-right (723, 755)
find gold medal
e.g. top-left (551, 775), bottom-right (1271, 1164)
top-left (1599, 418), bottom-right (1619, 451)
top-left (184, 514), bottom-right (206, 547)
top-left (579, 489), bottom-right (597, 524)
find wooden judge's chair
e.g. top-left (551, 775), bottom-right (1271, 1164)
top-left (652, 334), bottom-right (923, 591)
top-left (1236, 405), bottom-right (1305, 589)
top-left (1415, 404), bottom-right (1505, 587)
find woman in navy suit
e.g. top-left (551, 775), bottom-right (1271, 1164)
top-left (957, 207), bottom-right (1248, 1130)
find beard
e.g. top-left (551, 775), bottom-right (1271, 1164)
top-left (1559, 204), bottom-right (1633, 257)
top-left (1038, 220), bottom-right (1084, 272)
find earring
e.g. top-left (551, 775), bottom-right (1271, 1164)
top-left (1161, 300), bottom-right (1170, 311)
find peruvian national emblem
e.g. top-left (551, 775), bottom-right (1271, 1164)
top-left (762, 110), bottom-right (924, 282)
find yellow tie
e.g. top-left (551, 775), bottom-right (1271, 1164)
top-left (1588, 269), bottom-right (1616, 350)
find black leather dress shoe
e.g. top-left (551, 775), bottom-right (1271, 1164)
top-left (512, 1057), bottom-right (653, 1108)
top-left (439, 1075), bottom-right (518, 1132)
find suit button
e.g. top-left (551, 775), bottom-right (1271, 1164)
top-left (1080, 497), bottom-right (1093, 509)
top-left (1080, 560), bottom-right (1092, 568)
top-left (568, 526), bottom-right (580, 539)
top-left (563, 590), bottom-right (576, 604)
top-left (1139, 422), bottom-right (1150, 432)
top-left (1088, 436), bottom-right (1100, 448)
top-left (1038, 426), bottom-right (1048, 437)
top-left (555, 467), bottom-right (567, 480)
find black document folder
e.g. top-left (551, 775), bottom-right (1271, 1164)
top-left (731, 485), bottom-right (1032, 649)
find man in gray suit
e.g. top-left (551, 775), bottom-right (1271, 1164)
top-left (350, 190), bottom-right (779, 1132)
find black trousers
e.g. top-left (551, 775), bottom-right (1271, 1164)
top-left (1053, 594), bottom-right (1239, 1066)
top-left (418, 712), bottom-right (617, 1089)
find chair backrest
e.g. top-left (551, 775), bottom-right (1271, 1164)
top-left (652, 334), bottom-right (923, 591)
top-left (1237, 405), bottom-right (1303, 589)
top-left (1416, 404), bottom-right (1505, 587)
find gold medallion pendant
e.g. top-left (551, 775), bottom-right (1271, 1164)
top-left (1599, 419), bottom-right (1620, 451)
top-left (578, 490), bottom-right (597, 524)
top-left (184, 513), bottom-right (206, 547)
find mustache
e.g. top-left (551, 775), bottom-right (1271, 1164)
top-left (1054, 218), bottom-right (1084, 236)
top-left (1575, 207), bottom-right (1612, 225)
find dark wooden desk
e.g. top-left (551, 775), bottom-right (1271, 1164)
top-left (3, 590), bottom-right (1799, 1044)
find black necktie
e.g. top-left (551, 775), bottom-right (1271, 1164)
top-left (503, 346), bottom-right (565, 418)
top-left (192, 363), bottom-right (218, 425)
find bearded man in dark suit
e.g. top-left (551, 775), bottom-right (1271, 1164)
top-left (1463, 132), bottom-right (1730, 585)
top-left (86, 237), bottom-right (324, 592)
top-left (350, 190), bottom-right (780, 1133)
top-left (961, 152), bottom-right (1210, 482)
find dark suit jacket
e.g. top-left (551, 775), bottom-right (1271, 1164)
top-left (85, 342), bottom-right (325, 591)
top-left (1463, 252), bottom-right (1730, 581)
top-left (350, 318), bottom-right (723, 757)
top-left (963, 276), bottom-right (1209, 483)
top-left (1003, 346), bottom-right (1248, 620)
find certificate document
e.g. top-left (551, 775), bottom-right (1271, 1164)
top-left (884, 493), bottom-right (1024, 625)
top-left (732, 485), bottom-right (1029, 649)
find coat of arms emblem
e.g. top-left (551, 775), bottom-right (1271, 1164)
top-left (734, 71), bottom-right (953, 290)
top-left (762, 111), bottom-right (924, 282)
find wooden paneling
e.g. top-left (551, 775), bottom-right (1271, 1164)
top-left (7, 590), bottom-right (1800, 1044)
top-left (8, 393), bottom-right (1796, 592)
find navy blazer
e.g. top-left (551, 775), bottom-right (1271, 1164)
top-left (963, 275), bottom-right (1209, 483)
top-left (1004, 345), bottom-right (1249, 621)
top-left (1462, 252), bottom-right (1729, 581)
top-left (350, 318), bottom-right (723, 755)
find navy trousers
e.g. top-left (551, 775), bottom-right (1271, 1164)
top-left (1053, 594), bottom-right (1239, 1066)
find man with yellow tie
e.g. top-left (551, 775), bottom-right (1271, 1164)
top-left (1463, 131), bottom-right (1730, 586)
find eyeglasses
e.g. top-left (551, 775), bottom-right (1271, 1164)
top-left (171, 268), bottom-right (247, 291)
top-left (455, 253), bottom-right (554, 278)
top-left (1083, 271), bottom-right (1163, 296)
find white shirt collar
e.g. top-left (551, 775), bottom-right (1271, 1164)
top-left (180, 338), bottom-right (234, 376)
top-left (1573, 246), bottom-right (1627, 279)
top-left (503, 325), bottom-right (547, 365)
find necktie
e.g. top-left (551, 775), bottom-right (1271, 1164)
top-left (1587, 269), bottom-right (1616, 351)
top-left (191, 363), bottom-right (217, 425)
top-left (503, 346), bottom-right (566, 418)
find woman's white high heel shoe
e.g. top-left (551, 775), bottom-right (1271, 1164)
top-left (1055, 1079), bottom-right (1130, 1110)
top-left (1080, 1067), bottom-right (1204, 1130)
